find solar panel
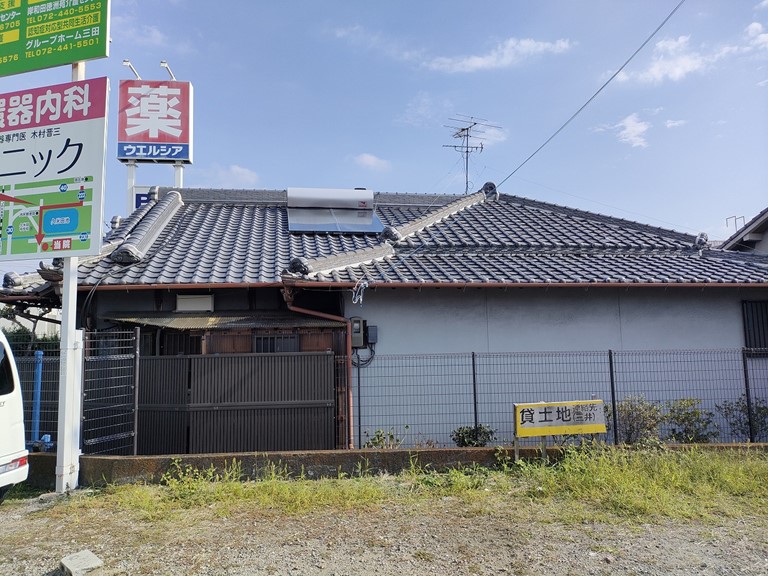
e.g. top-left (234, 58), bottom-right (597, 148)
top-left (287, 207), bottom-right (384, 233)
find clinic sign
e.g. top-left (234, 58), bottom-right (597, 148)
top-left (514, 400), bottom-right (607, 438)
top-left (117, 79), bottom-right (193, 164)
top-left (0, 76), bottom-right (107, 260)
top-left (0, 0), bottom-right (110, 77)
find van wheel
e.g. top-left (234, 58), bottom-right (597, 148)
top-left (0, 485), bottom-right (10, 503)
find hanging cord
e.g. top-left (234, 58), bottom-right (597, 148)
top-left (351, 344), bottom-right (375, 368)
top-left (352, 278), bottom-right (369, 305)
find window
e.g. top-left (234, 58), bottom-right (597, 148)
top-left (743, 301), bottom-right (768, 349)
top-left (0, 348), bottom-right (15, 396)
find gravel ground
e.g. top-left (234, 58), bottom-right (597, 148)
top-left (1, 490), bottom-right (767, 576)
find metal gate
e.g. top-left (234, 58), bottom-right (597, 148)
top-left (137, 351), bottom-right (337, 454)
top-left (81, 329), bottom-right (139, 455)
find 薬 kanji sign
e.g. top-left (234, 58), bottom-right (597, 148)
top-left (514, 400), bottom-right (607, 438)
top-left (117, 79), bottom-right (193, 164)
top-left (0, 0), bottom-right (110, 78)
top-left (0, 76), bottom-right (107, 261)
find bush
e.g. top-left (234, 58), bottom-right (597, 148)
top-left (451, 424), bottom-right (496, 447)
top-left (717, 395), bottom-right (768, 442)
top-left (2, 325), bottom-right (60, 356)
top-left (665, 398), bottom-right (718, 443)
top-left (606, 395), bottom-right (665, 445)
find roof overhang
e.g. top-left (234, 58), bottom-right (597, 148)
top-left (103, 311), bottom-right (344, 330)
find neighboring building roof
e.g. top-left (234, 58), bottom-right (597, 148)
top-left (2, 184), bottom-right (767, 306)
top-left (720, 206), bottom-right (768, 254)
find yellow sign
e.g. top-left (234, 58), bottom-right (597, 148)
top-left (514, 400), bottom-right (606, 438)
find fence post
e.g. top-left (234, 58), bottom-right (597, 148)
top-left (32, 350), bottom-right (43, 443)
top-left (741, 348), bottom-right (756, 444)
top-left (133, 327), bottom-right (141, 455)
top-left (471, 352), bottom-right (479, 429)
top-left (608, 350), bottom-right (619, 445)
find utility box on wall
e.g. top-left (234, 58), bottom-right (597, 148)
top-left (351, 317), bottom-right (367, 348)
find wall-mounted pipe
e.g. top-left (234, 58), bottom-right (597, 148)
top-left (284, 300), bottom-right (354, 449)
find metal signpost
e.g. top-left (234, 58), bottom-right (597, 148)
top-left (1, 0), bottom-right (111, 494)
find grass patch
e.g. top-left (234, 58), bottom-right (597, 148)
top-left (12, 447), bottom-right (767, 526)
top-left (514, 444), bottom-right (768, 520)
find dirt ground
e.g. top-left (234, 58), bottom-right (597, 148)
top-left (2, 490), bottom-right (767, 576)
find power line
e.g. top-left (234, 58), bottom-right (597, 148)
top-left (497, 0), bottom-right (688, 188)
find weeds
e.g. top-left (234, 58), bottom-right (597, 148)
top-left (363, 426), bottom-right (409, 448)
top-left (513, 444), bottom-right (768, 519)
top-left (23, 448), bottom-right (768, 526)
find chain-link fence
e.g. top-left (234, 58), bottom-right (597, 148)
top-left (8, 327), bottom-right (767, 453)
top-left (9, 328), bottom-right (138, 455)
top-left (354, 349), bottom-right (768, 448)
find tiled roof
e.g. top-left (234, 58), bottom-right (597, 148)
top-left (2, 185), bottom-right (768, 300)
top-left (720, 205), bottom-right (768, 252)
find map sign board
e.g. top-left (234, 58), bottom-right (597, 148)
top-left (0, 0), bottom-right (110, 78)
top-left (117, 79), bottom-right (193, 164)
top-left (514, 400), bottom-right (607, 438)
top-left (0, 76), bottom-right (108, 261)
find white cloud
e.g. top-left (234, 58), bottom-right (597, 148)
top-left (758, 0), bottom-right (768, 9)
top-left (746, 22), bottom-right (768, 50)
top-left (333, 25), bottom-right (422, 63)
top-left (354, 153), bottom-right (391, 172)
top-left (204, 164), bottom-right (260, 188)
top-left (110, 8), bottom-right (194, 54)
top-left (614, 114), bottom-right (651, 148)
top-left (111, 14), bottom-right (165, 46)
top-left (475, 126), bottom-right (508, 146)
top-left (334, 26), bottom-right (571, 73)
top-left (397, 92), bottom-right (453, 127)
top-left (665, 119), bottom-right (687, 128)
top-left (427, 38), bottom-right (572, 73)
top-left (618, 35), bottom-right (732, 84)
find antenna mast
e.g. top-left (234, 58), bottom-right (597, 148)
top-left (444, 115), bottom-right (500, 194)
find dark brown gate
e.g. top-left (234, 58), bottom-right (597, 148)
top-left (137, 351), bottom-right (336, 454)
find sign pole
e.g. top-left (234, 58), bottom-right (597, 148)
top-left (174, 162), bottom-right (184, 188)
top-left (55, 257), bottom-right (82, 493)
top-left (126, 161), bottom-right (136, 215)
top-left (55, 62), bottom-right (86, 493)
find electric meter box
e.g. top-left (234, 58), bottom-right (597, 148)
top-left (351, 317), bottom-right (367, 348)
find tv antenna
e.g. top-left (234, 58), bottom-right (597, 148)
top-left (725, 215), bottom-right (745, 231)
top-left (444, 115), bottom-right (501, 194)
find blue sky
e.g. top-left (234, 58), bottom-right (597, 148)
top-left (2, 0), bottom-right (768, 273)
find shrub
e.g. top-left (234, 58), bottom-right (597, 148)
top-left (606, 395), bottom-right (665, 445)
top-left (717, 395), bottom-right (768, 442)
top-left (450, 424), bottom-right (496, 447)
top-left (665, 398), bottom-right (718, 443)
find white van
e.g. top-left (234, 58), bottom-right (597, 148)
top-left (0, 332), bottom-right (28, 502)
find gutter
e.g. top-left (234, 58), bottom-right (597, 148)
top-left (282, 292), bottom-right (355, 450)
top-left (283, 280), bottom-right (768, 290)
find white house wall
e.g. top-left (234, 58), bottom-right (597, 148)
top-left (346, 286), bottom-right (767, 447)
top-left (345, 287), bottom-right (760, 354)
